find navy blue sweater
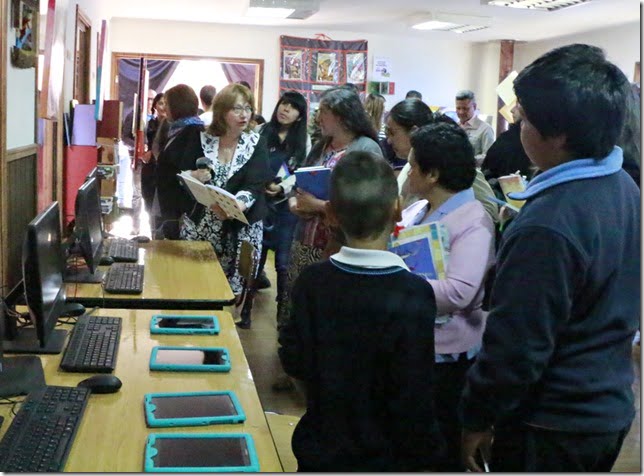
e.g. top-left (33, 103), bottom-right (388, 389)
top-left (279, 260), bottom-right (445, 471)
top-left (462, 167), bottom-right (640, 433)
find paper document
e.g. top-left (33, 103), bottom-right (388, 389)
top-left (178, 172), bottom-right (249, 225)
top-left (496, 70), bottom-right (518, 106)
top-left (497, 173), bottom-right (527, 210)
top-left (388, 222), bottom-right (449, 281)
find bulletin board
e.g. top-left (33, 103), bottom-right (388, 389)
top-left (279, 35), bottom-right (368, 110)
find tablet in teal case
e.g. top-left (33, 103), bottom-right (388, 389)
top-left (149, 346), bottom-right (231, 372)
top-left (149, 314), bottom-right (220, 335)
top-left (144, 390), bottom-right (246, 427)
top-left (144, 433), bottom-right (259, 472)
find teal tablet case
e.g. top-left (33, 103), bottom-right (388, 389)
top-left (149, 346), bottom-right (231, 372)
top-left (149, 314), bottom-right (220, 335)
top-left (144, 433), bottom-right (260, 472)
top-left (144, 390), bottom-right (246, 427)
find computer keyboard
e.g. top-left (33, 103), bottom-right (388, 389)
top-left (103, 263), bottom-right (144, 294)
top-left (0, 385), bottom-right (90, 472)
top-left (60, 314), bottom-right (122, 373)
top-left (104, 238), bottom-right (138, 262)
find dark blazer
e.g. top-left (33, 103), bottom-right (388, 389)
top-left (154, 124), bottom-right (204, 221)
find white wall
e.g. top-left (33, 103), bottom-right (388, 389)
top-left (6, 9), bottom-right (36, 149)
top-left (469, 41), bottom-right (502, 130)
top-left (109, 18), bottom-right (474, 115)
top-left (515, 22), bottom-right (640, 81)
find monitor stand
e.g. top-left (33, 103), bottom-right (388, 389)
top-left (3, 328), bottom-right (68, 354)
top-left (0, 356), bottom-right (46, 398)
top-left (64, 263), bottom-right (104, 283)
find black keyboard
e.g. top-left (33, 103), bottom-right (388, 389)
top-left (0, 385), bottom-right (90, 472)
top-left (105, 238), bottom-right (138, 262)
top-left (60, 314), bottom-right (122, 373)
top-left (104, 263), bottom-right (144, 294)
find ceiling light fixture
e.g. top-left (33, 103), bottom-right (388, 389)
top-left (246, 0), bottom-right (320, 20)
top-left (411, 12), bottom-right (492, 33)
top-left (483, 0), bottom-right (592, 12)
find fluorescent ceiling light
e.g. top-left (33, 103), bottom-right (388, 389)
top-left (246, 0), bottom-right (319, 19)
top-left (411, 12), bottom-right (491, 33)
top-left (483, 0), bottom-right (592, 12)
top-left (246, 6), bottom-right (295, 18)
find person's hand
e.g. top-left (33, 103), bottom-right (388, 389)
top-left (210, 203), bottom-right (230, 221)
top-left (288, 195), bottom-right (316, 219)
top-left (191, 168), bottom-right (212, 184)
top-left (266, 182), bottom-right (283, 197)
top-left (462, 429), bottom-right (493, 472)
top-left (141, 150), bottom-right (153, 164)
top-left (236, 200), bottom-right (247, 213)
top-left (295, 188), bottom-right (325, 214)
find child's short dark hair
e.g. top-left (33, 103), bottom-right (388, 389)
top-left (514, 43), bottom-right (629, 159)
top-left (330, 151), bottom-right (398, 241)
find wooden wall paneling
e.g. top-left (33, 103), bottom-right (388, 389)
top-left (6, 154), bottom-right (37, 289)
top-left (1, 0), bottom-right (7, 291)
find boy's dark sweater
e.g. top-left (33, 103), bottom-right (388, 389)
top-left (279, 260), bottom-right (444, 472)
top-left (463, 170), bottom-right (641, 433)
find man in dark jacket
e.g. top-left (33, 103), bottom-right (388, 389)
top-left (461, 44), bottom-right (640, 472)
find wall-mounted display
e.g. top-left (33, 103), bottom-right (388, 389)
top-left (279, 35), bottom-right (368, 111)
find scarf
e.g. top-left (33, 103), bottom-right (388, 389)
top-left (167, 116), bottom-right (204, 141)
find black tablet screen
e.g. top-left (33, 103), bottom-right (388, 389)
top-left (154, 436), bottom-right (251, 468)
top-left (154, 349), bottom-right (226, 365)
top-left (151, 394), bottom-right (238, 419)
top-left (157, 317), bottom-right (215, 329)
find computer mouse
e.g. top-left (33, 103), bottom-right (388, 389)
top-left (77, 375), bottom-right (122, 394)
top-left (99, 255), bottom-right (115, 266)
top-left (131, 235), bottom-right (151, 243)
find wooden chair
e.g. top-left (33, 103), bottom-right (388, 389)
top-left (235, 240), bottom-right (258, 329)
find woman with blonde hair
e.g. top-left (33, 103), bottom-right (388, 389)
top-left (181, 83), bottom-right (270, 299)
top-left (364, 93), bottom-right (385, 137)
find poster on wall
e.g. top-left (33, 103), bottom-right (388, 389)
top-left (346, 53), bottom-right (366, 83)
top-left (283, 50), bottom-right (303, 80)
top-left (315, 52), bottom-right (338, 83)
top-left (372, 56), bottom-right (392, 82)
top-left (279, 35), bottom-right (368, 111)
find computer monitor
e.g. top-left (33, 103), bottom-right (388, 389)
top-left (3, 202), bottom-right (69, 354)
top-left (65, 177), bottom-right (104, 283)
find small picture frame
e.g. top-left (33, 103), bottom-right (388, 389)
top-left (10, 0), bottom-right (37, 69)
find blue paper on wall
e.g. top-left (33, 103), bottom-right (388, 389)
top-left (295, 166), bottom-right (331, 200)
top-left (71, 104), bottom-right (97, 146)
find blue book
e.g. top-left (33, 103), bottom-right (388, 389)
top-left (295, 166), bottom-right (331, 200)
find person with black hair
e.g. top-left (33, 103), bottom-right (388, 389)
top-left (242, 91), bottom-right (311, 329)
top-left (198, 85), bottom-right (217, 125)
top-left (141, 92), bottom-right (166, 236)
top-left (279, 151), bottom-right (445, 471)
top-left (461, 44), bottom-right (640, 472)
top-left (405, 89), bottom-right (422, 100)
top-left (399, 121), bottom-right (495, 471)
top-left (384, 98), bottom-right (434, 206)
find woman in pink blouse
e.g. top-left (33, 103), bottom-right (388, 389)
top-left (400, 121), bottom-right (496, 471)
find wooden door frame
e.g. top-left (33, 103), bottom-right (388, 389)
top-left (73, 5), bottom-right (91, 103)
top-left (110, 52), bottom-right (265, 114)
top-left (0, 0), bottom-right (7, 290)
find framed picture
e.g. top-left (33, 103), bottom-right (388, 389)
top-left (10, 0), bottom-right (37, 68)
top-left (315, 52), bottom-right (338, 83)
top-left (283, 50), bottom-right (303, 80)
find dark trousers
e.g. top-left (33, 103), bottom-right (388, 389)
top-left (492, 422), bottom-right (631, 472)
top-left (256, 201), bottom-right (298, 306)
top-left (433, 353), bottom-right (475, 472)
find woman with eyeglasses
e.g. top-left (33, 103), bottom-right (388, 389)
top-left (180, 83), bottom-right (270, 299)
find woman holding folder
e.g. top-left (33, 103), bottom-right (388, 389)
top-left (180, 83), bottom-right (270, 298)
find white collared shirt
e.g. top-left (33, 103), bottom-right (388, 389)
top-left (331, 246), bottom-right (409, 271)
top-left (460, 115), bottom-right (495, 164)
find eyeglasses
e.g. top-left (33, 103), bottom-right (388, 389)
top-left (232, 105), bottom-right (253, 116)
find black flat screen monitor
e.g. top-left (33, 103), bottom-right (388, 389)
top-left (18, 201), bottom-right (69, 353)
top-left (74, 177), bottom-right (104, 274)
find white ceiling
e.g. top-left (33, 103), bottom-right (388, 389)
top-left (102, 0), bottom-right (641, 42)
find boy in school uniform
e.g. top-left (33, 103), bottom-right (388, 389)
top-left (278, 151), bottom-right (445, 472)
top-left (461, 44), bottom-right (641, 472)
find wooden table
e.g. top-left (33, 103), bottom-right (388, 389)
top-left (0, 310), bottom-right (282, 472)
top-left (65, 240), bottom-right (235, 310)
